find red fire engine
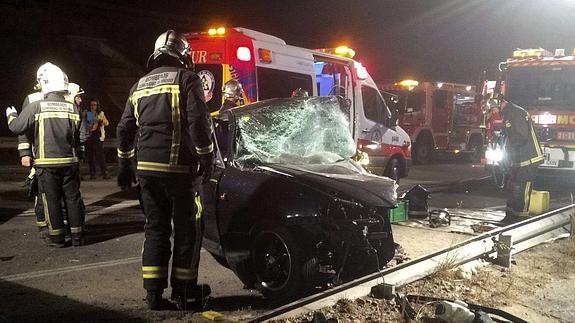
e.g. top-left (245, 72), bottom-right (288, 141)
top-left (485, 48), bottom-right (575, 174)
top-left (382, 80), bottom-right (484, 164)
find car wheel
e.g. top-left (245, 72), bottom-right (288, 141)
top-left (251, 225), bottom-right (306, 302)
top-left (414, 138), bottom-right (433, 164)
top-left (384, 158), bottom-right (401, 182)
top-left (468, 139), bottom-right (483, 162)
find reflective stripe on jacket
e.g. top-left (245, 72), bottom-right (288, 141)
top-left (8, 93), bottom-right (85, 167)
top-left (116, 66), bottom-right (213, 176)
top-left (502, 102), bottom-right (544, 167)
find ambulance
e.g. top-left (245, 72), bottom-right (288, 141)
top-left (186, 27), bottom-right (411, 181)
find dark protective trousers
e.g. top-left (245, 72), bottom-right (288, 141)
top-left (86, 134), bottom-right (107, 176)
top-left (139, 175), bottom-right (204, 291)
top-left (506, 165), bottom-right (538, 216)
top-left (36, 166), bottom-right (85, 243)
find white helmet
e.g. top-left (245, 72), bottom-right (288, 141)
top-left (65, 83), bottom-right (84, 103)
top-left (223, 79), bottom-right (243, 101)
top-left (37, 62), bottom-right (69, 96)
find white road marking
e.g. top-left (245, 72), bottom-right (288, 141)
top-left (1, 249), bottom-right (207, 282)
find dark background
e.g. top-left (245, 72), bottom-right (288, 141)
top-left (1, 0), bottom-right (575, 136)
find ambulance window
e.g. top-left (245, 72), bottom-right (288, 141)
top-left (257, 67), bottom-right (313, 100)
top-left (362, 86), bottom-right (387, 123)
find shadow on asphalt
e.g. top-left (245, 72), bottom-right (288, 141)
top-left (0, 280), bottom-right (139, 322)
top-left (84, 187), bottom-right (144, 246)
top-left (0, 188), bottom-right (31, 225)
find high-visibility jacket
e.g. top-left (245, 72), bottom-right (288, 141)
top-left (17, 92), bottom-right (43, 158)
top-left (8, 93), bottom-right (87, 167)
top-left (116, 66), bottom-right (213, 176)
top-left (502, 102), bottom-right (544, 167)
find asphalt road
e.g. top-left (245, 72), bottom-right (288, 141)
top-left (0, 161), bottom-right (573, 322)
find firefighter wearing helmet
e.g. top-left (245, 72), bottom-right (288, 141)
top-left (117, 30), bottom-right (214, 310)
top-left (485, 93), bottom-right (544, 222)
top-left (17, 81), bottom-right (88, 239)
top-left (5, 62), bottom-right (88, 247)
top-left (218, 79), bottom-right (244, 114)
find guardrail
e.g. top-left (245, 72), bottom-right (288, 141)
top-left (252, 204), bottom-right (574, 322)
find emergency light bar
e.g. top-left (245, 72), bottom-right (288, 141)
top-left (315, 46), bottom-right (356, 58)
top-left (512, 48), bottom-right (552, 58)
top-left (396, 79), bottom-right (419, 90)
top-left (208, 27), bottom-right (226, 36)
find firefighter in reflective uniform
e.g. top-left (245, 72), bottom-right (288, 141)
top-left (19, 82), bottom-right (86, 239)
top-left (218, 79), bottom-right (243, 114)
top-left (486, 93), bottom-right (544, 221)
top-left (6, 63), bottom-right (88, 247)
top-left (116, 30), bottom-right (214, 310)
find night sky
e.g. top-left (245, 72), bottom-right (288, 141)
top-left (176, 0), bottom-right (575, 84)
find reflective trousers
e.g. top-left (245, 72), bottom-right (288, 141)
top-left (506, 165), bottom-right (538, 216)
top-left (138, 175), bottom-right (204, 291)
top-left (36, 166), bottom-right (85, 243)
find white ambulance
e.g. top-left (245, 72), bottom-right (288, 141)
top-left (186, 27), bottom-right (411, 180)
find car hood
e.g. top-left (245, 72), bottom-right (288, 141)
top-left (255, 162), bottom-right (398, 208)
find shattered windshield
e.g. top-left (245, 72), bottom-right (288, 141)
top-left (233, 96), bottom-right (356, 167)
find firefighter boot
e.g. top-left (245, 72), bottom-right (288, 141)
top-left (38, 226), bottom-right (48, 240)
top-left (170, 284), bottom-right (211, 311)
top-left (146, 290), bottom-right (171, 310)
top-left (45, 235), bottom-right (67, 248)
top-left (71, 233), bottom-right (85, 247)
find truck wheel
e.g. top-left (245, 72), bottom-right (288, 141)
top-left (467, 138), bottom-right (484, 162)
top-left (414, 138), bottom-right (433, 164)
top-left (384, 158), bottom-right (401, 183)
top-left (251, 225), bottom-right (308, 303)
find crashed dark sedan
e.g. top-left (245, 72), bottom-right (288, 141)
top-left (202, 96), bottom-right (397, 301)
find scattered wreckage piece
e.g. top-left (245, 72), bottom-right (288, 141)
top-left (252, 204), bottom-right (573, 322)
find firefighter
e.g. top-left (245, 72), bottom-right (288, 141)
top-left (218, 79), bottom-right (243, 114)
top-left (486, 93), bottom-right (544, 221)
top-left (19, 82), bottom-right (86, 239)
top-left (6, 63), bottom-right (87, 247)
top-left (116, 30), bottom-right (214, 310)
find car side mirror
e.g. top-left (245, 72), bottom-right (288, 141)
top-left (389, 108), bottom-right (399, 128)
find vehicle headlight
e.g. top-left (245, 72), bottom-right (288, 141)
top-left (485, 147), bottom-right (503, 163)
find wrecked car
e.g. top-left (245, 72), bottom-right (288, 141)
top-left (202, 96), bottom-right (397, 301)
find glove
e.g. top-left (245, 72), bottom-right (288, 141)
top-left (5, 106), bottom-right (17, 118)
top-left (117, 159), bottom-right (137, 190)
top-left (197, 152), bottom-right (214, 184)
top-left (24, 173), bottom-right (38, 198)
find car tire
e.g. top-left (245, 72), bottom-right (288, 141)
top-left (414, 138), bottom-right (433, 164)
top-left (467, 138), bottom-right (484, 162)
top-left (251, 225), bottom-right (308, 303)
top-left (383, 157), bottom-right (401, 183)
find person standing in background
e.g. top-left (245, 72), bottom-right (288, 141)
top-left (86, 98), bottom-right (109, 179)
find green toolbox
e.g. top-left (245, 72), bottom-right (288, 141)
top-left (389, 199), bottom-right (408, 223)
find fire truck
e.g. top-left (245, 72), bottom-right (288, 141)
top-left (186, 27), bottom-right (411, 181)
top-left (485, 48), bottom-right (575, 174)
top-left (382, 80), bottom-right (484, 164)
